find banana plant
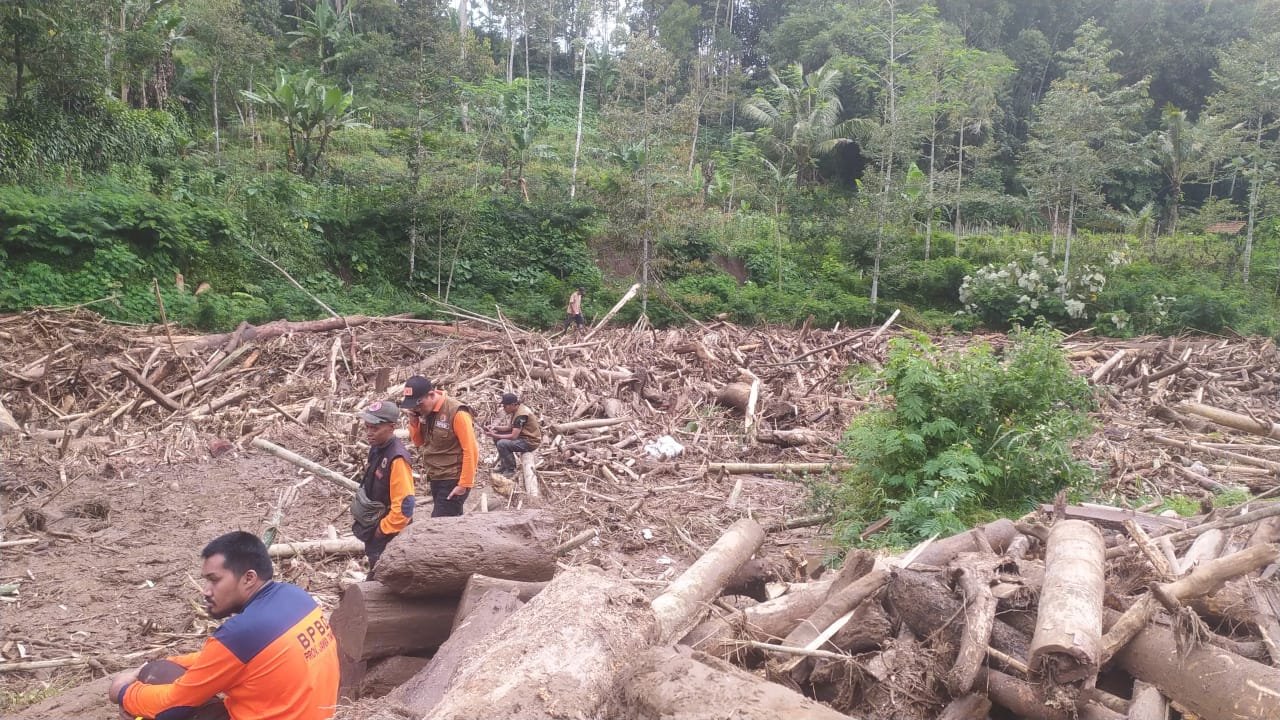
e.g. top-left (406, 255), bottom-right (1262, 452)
top-left (242, 69), bottom-right (368, 178)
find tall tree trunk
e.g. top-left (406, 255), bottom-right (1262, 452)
top-left (925, 132), bottom-right (937, 260)
top-left (570, 40), bottom-right (588, 199)
top-left (522, 0), bottom-right (531, 111)
top-left (1242, 123), bottom-right (1263, 286)
top-left (546, 0), bottom-right (554, 103)
top-left (211, 64), bottom-right (222, 159)
top-left (1063, 191), bottom-right (1077, 293)
top-left (955, 122), bottom-right (965, 251)
top-left (506, 12), bottom-right (516, 83)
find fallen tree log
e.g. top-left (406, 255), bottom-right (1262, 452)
top-left (390, 589), bottom-right (525, 716)
top-left (887, 569), bottom-right (1031, 666)
top-left (251, 437), bottom-right (359, 492)
top-left (267, 537), bottom-right (364, 558)
top-left (755, 428), bottom-right (833, 447)
top-left (947, 562), bottom-right (996, 695)
top-left (1180, 401), bottom-right (1280, 440)
top-left (606, 645), bottom-right (850, 720)
top-left (652, 518), bottom-right (765, 642)
top-left (1030, 519), bottom-right (1104, 684)
top-left (1114, 611), bottom-right (1280, 720)
top-left (329, 581), bottom-right (457, 662)
top-left (680, 551), bottom-right (876, 659)
top-left (376, 510), bottom-right (557, 597)
top-left (914, 518), bottom-right (1018, 567)
top-left (423, 566), bottom-right (655, 720)
top-left (184, 316), bottom-right (378, 351)
top-left (975, 668), bottom-right (1122, 720)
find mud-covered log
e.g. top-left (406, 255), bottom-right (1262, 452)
top-left (607, 645), bottom-right (849, 720)
top-left (329, 581), bottom-right (458, 662)
top-left (451, 574), bottom-right (547, 631)
top-left (391, 589), bottom-right (525, 716)
top-left (423, 567), bottom-right (656, 720)
top-left (938, 694), bottom-right (991, 720)
top-left (915, 518), bottom-right (1018, 567)
top-left (715, 382), bottom-right (752, 412)
top-left (376, 510), bottom-right (557, 597)
top-left (888, 568), bottom-right (1030, 664)
top-left (947, 564), bottom-right (996, 695)
top-left (720, 558), bottom-right (780, 602)
top-left (680, 551), bottom-right (875, 659)
top-left (360, 656), bottom-right (430, 699)
top-left (1126, 681), bottom-right (1166, 720)
top-left (1115, 614), bottom-right (1280, 720)
top-left (976, 668), bottom-right (1122, 720)
top-left (652, 518), bottom-right (765, 642)
top-left (755, 428), bottom-right (832, 447)
top-left (1030, 519), bottom-right (1104, 684)
top-left (777, 569), bottom-right (889, 655)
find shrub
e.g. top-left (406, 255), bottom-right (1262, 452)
top-left (821, 326), bottom-right (1095, 546)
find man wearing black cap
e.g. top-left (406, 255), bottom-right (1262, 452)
top-left (400, 375), bottom-right (478, 517)
top-left (352, 400), bottom-right (415, 574)
top-left (484, 392), bottom-right (543, 474)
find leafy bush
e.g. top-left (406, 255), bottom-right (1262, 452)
top-left (959, 253), bottom-right (1107, 329)
top-left (822, 326), bottom-right (1095, 546)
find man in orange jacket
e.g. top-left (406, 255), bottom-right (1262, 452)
top-left (352, 399), bottom-right (415, 576)
top-left (400, 375), bottom-right (478, 517)
top-left (109, 532), bottom-right (339, 720)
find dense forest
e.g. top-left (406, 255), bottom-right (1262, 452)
top-left (1, 0), bottom-right (1278, 335)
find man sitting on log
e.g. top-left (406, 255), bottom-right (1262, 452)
top-left (484, 392), bottom-right (542, 474)
top-left (400, 375), bottom-right (477, 517)
top-left (108, 531), bottom-right (340, 720)
top-left (352, 400), bottom-right (415, 576)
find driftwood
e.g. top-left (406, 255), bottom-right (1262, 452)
top-left (607, 645), bottom-right (849, 720)
top-left (651, 518), bottom-right (765, 642)
top-left (267, 537), bottom-right (364, 558)
top-left (376, 510), bottom-right (557, 597)
top-left (1181, 401), bottom-right (1280, 440)
top-left (329, 581), bottom-right (458, 662)
top-left (1029, 520), bottom-right (1105, 684)
top-left (680, 551), bottom-right (875, 659)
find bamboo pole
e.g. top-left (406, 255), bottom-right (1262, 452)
top-left (250, 437), bottom-right (359, 492)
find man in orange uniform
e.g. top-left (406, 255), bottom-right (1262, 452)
top-left (352, 400), bottom-right (415, 576)
top-left (108, 531), bottom-right (339, 720)
top-left (400, 375), bottom-right (477, 517)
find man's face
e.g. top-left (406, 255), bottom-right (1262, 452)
top-left (365, 421), bottom-right (395, 446)
top-left (201, 554), bottom-right (256, 619)
top-left (502, 402), bottom-right (516, 416)
top-left (416, 389), bottom-right (440, 413)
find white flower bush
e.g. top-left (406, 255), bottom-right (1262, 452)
top-left (959, 253), bottom-right (1106, 327)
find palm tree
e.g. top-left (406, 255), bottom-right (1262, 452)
top-left (740, 61), bottom-right (851, 186)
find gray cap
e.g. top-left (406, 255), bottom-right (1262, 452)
top-left (360, 400), bottom-right (400, 424)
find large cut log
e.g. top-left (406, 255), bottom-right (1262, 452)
top-left (914, 518), bottom-right (1017, 567)
top-left (451, 574), bottom-right (547, 631)
top-left (390, 589), bottom-right (526, 716)
top-left (1030, 519), bottom-right (1104, 684)
top-left (680, 551), bottom-right (876, 659)
top-left (360, 656), bottom-right (430, 699)
top-left (1114, 612), bottom-right (1280, 720)
top-left (606, 645), bottom-right (849, 720)
top-left (651, 518), bottom-right (765, 642)
top-left (329, 581), bottom-right (458, 662)
top-left (1126, 681), bottom-right (1167, 720)
top-left (376, 510), bottom-right (557, 597)
top-left (423, 566), bottom-right (656, 720)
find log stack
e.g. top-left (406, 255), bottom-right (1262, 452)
top-left (331, 504), bottom-right (1280, 720)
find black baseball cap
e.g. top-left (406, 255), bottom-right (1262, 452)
top-left (399, 375), bottom-right (434, 408)
top-left (500, 392), bottom-right (519, 406)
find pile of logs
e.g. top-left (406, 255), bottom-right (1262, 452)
top-left (333, 498), bottom-right (1280, 720)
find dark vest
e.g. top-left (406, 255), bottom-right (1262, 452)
top-left (420, 395), bottom-right (473, 481)
top-left (361, 437), bottom-right (412, 510)
top-left (511, 404), bottom-right (542, 448)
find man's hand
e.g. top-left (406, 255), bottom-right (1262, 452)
top-left (447, 486), bottom-right (469, 500)
top-left (108, 668), bottom-right (140, 705)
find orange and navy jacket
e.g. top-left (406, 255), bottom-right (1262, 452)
top-left (117, 581), bottom-right (340, 720)
top-left (358, 436), bottom-right (414, 538)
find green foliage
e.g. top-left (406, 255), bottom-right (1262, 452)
top-left (823, 327), bottom-right (1095, 545)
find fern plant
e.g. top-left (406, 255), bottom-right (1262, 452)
top-left (829, 326), bottom-right (1095, 546)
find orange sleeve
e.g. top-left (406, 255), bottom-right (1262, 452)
top-left (408, 414), bottom-right (425, 447)
top-left (168, 652), bottom-right (201, 669)
top-left (121, 638), bottom-right (242, 718)
top-left (378, 457), bottom-right (414, 536)
top-left (453, 411), bottom-right (478, 489)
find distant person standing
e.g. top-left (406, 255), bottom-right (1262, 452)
top-left (564, 286), bottom-right (585, 335)
top-left (351, 400), bottom-right (415, 576)
top-left (400, 375), bottom-right (478, 517)
top-left (484, 392), bottom-right (542, 474)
